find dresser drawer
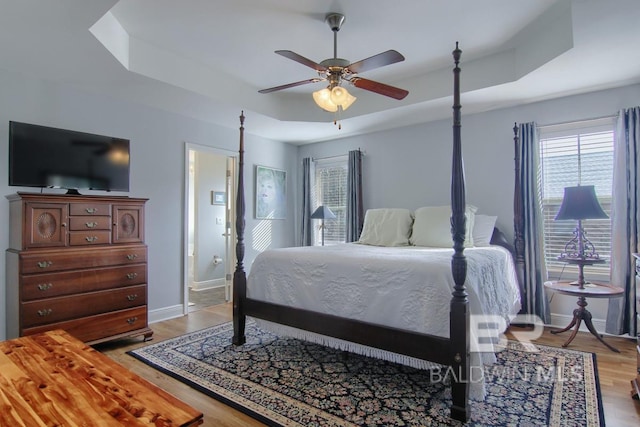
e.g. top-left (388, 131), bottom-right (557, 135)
top-left (22, 284), bottom-right (146, 327)
top-left (69, 216), bottom-right (111, 231)
top-left (21, 264), bottom-right (147, 301)
top-left (69, 230), bottom-right (112, 246)
top-left (20, 245), bottom-right (147, 274)
top-left (22, 306), bottom-right (148, 343)
top-left (69, 203), bottom-right (111, 216)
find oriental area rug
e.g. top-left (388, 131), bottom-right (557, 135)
top-left (128, 320), bottom-right (605, 427)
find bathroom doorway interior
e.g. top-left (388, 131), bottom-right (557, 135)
top-left (184, 143), bottom-right (236, 313)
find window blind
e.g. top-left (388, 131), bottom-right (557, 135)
top-left (314, 157), bottom-right (348, 245)
top-left (539, 130), bottom-right (614, 282)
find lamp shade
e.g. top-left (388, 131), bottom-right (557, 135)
top-left (312, 88), bottom-right (338, 112)
top-left (554, 185), bottom-right (608, 220)
top-left (313, 86), bottom-right (356, 112)
top-left (311, 205), bottom-right (336, 220)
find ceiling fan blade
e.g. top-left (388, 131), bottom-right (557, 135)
top-left (275, 50), bottom-right (328, 72)
top-left (346, 50), bottom-right (405, 74)
top-left (351, 77), bottom-right (409, 100)
top-left (258, 78), bottom-right (324, 94)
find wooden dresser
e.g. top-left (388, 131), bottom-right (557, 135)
top-left (5, 192), bottom-right (153, 345)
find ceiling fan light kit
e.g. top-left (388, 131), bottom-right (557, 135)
top-left (312, 88), bottom-right (337, 112)
top-left (259, 12), bottom-right (408, 128)
top-left (313, 86), bottom-right (357, 113)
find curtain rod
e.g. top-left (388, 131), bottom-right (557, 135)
top-left (312, 149), bottom-right (366, 162)
top-left (537, 113), bottom-right (618, 129)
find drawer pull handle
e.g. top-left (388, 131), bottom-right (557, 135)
top-left (37, 283), bottom-right (53, 291)
top-left (85, 236), bottom-right (98, 242)
top-left (85, 221), bottom-right (98, 228)
top-left (37, 309), bottom-right (52, 317)
top-left (126, 273), bottom-right (138, 280)
top-left (37, 261), bottom-right (53, 268)
top-left (127, 294), bottom-right (138, 301)
top-left (85, 208), bottom-right (98, 214)
top-left (127, 317), bottom-right (138, 325)
top-left (126, 254), bottom-right (138, 260)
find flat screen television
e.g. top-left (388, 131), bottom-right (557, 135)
top-left (8, 121), bottom-right (130, 194)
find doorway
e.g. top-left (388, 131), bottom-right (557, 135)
top-left (183, 143), bottom-right (236, 314)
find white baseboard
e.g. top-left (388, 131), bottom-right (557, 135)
top-left (190, 278), bottom-right (226, 291)
top-left (548, 313), bottom-right (608, 335)
top-left (148, 304), bottom-right (185, 324)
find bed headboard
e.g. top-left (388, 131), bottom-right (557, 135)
top-left (490, 227), bottom-right (515, 255)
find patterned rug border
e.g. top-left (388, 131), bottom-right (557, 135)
top-left (128, 330), bottom-right (280, 427)
top-left (128, 321), bottom-right (606, 427)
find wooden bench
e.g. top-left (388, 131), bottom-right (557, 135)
top-left (0, 329), bottom-right (203, 426)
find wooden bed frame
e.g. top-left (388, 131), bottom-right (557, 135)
top-left (231, 44), bottom-right (517, 422)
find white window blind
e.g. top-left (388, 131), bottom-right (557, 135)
top-left (539, 126), bottom-right (614, 282)
top-left (314, 157), bottom-right (348, 245)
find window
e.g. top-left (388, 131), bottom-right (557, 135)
top-left (313, 157), bottom-right (347, 245)
top-left (539, 119), bottom-right (615, 282)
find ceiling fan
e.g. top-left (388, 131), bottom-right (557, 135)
top-left (258, 13), bottom-right (409, 111)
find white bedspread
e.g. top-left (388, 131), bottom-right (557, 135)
top-left (247, 243), bottom-right (521, 398)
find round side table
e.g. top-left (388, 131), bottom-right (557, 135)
top-left (544, 280), bottom-right (624, 352)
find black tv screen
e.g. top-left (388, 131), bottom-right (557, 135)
top-left (9, 121), bottom-right (130, 193)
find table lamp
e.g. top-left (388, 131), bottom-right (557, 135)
top-left (554, 185), bottom-right (608, 288)
top-left (311, 205), bottom-right (336, 246)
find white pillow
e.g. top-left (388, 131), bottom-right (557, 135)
top-left (358, 208), bottom-right (413, 246)
top-left (473, 214), bottom-right (498, 247)
top-left (410, 205), bottom-right (477, 247)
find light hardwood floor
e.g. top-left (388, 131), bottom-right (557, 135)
top-left (97, 303), bottom-right (640, 427)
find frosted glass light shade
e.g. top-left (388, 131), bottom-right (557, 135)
top-left (330, 86), bottom-right (356, 110)
top-left (330, 86), bottom-right (348, 104)
top-left (313, 86), bottom-right (356, 112)
top-left (313, 88), bottom-right (337, 112)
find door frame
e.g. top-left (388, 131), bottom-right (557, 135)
top-left (183, 142), bottom-right (237, 315)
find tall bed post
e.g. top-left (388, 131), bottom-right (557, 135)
top-left (232, 111), bottom-right (247, 345)
top-left (512, 123), bottom-right (526, 302)
top-left (449, 42), bottom-right (470, 422)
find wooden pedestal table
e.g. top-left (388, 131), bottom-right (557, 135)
top-left (544, 280), bottom-right (624, 352)
top-left (0, 329), bottom-right (203, 426)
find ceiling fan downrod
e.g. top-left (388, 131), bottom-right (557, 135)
top-left (325, 13), bottom-right (345, 59)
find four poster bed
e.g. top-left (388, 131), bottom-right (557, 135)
top-left (231, 45), bottom-right (523, 422)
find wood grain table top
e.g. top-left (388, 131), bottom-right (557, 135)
top-left (0, 329), bottom-right (203, 426)
top-left (543, 280), bottom-right (624, 298)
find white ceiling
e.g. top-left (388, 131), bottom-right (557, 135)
top-left (1, 0), bottom-right (639, 144)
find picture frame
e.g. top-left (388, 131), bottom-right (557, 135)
top-left (212, 191), bottom-right (226, 205)
top-left (255, 165), bottom-right (286, 219)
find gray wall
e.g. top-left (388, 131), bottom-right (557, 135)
top-left (0, 68), bottom-right (297, 341)
top-left (1, 61), bottom-right (637, 341)
top-left (298, 83), bottom-right (640, 329)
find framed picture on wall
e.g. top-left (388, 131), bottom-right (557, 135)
top-left (211, 191), bottom-right (226, 205)
top-left (255, 165), bottom-right (286, 219)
